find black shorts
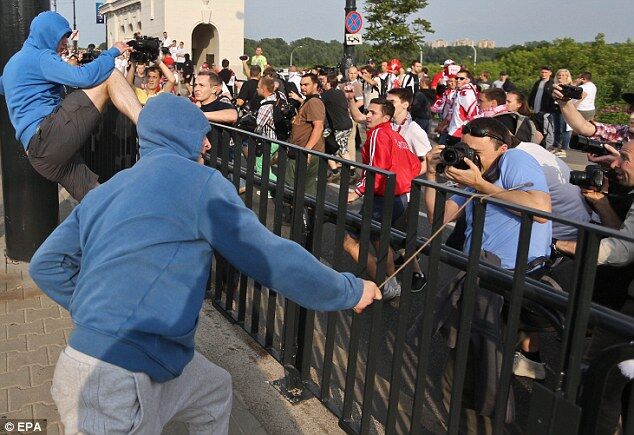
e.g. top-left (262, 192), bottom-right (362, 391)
top-left (28, 90), bottom-right (101, 201)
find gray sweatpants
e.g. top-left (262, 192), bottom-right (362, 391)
top-left (51, 346), bottom-right (232, 434)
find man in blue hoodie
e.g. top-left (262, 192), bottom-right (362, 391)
top-left (0, 11), bottom-right (142, 201)
top-left (29, 93), bottom-right (381, 433)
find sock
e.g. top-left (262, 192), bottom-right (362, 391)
top-left (521, 349), bottom-right (542, 363)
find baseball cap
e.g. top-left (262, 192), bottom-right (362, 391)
top-left (443, 59), bottom-right (454, 66)
top-left (623, 93), bottom-right (634, 106)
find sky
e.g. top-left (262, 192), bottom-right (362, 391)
top-left (54, 0), bottom-right (632, 48)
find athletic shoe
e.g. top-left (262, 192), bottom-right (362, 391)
top-left (555, 150), bottom-right (567, 158)
top-left (411, 272), bottom-right (427, 292)
top-left (382, 277), bottom-right (402, 301)
top-left (256, 190), bottom-right (273, 199)
top-left (513, 351), bottom-right (546, 380)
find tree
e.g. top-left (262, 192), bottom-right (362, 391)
top-left (363, 0), bottom-right (433, 61)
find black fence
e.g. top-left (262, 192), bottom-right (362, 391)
top-left (82, 114), bottom-right (634, 434)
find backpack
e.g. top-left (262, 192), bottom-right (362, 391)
top-left (495, 112), bottom-right (540, 144)
top-left (259, 92), bottom-right (296, 141)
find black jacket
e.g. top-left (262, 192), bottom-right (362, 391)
top-left (528, 79), bottom-right (557, 113)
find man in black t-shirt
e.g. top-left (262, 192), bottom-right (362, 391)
top-left (194, 71), bottom-right (237, 125)
top-left (217, 59), bottom-right (236, 97)
top-left (236, 65), bottom-right (262, 112)
top-left (321, 73), bottom-right (354, 179)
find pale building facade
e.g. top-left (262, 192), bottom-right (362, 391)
top-left (100, 0), bottom-right (244, 75)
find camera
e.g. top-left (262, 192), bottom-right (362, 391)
top-left (440, 142), bottom-right (478, 170)
top-left (559, 84), bottom-right (583, 100)
top-left (569, 164), bottom-right (604, 189)
top-left (127, 36), bottom-right (160, 63)
top-left (569, 134), bottom-right (622, 156)
top-left (239, 55), bottom-right (249, 61)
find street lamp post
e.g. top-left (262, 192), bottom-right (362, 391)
top-left (290, 45), bottom-right (303, 66)
top-left (72, 0), bottom-right (77, 52)
top-left (419, 44), bottom-right (424, 64)
top-left (471, 44), bottom-right (477, 68)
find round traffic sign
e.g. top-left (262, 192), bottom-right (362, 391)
top-left (345, 11), bottom-right (363, 34)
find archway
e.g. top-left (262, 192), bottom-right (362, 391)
top-left (191, 23), bottom-right (218, 71)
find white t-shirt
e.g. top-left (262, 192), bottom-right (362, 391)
top-left (577, 81), bottom-right (597, 111)
top-left (391, 115), bottom-right (432, 158)
top-left (516, 142), bottom-right (593, 240)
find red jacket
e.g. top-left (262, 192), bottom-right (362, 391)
top-left (355, 122), bottom-right (421, 197)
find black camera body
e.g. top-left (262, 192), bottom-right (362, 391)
top-left (128, 36), bottom-right (160, 64)
top-left (569, 164), bottom-right (604, 189)
top-left (440, 142), bottom-right (477, 171)
top-left (559, 84), bottom-right (583, 100)
top-left (569, 134), bottom-right (622, 156)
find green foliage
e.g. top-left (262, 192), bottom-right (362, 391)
top-left (363, 0), bottom-right (433, 61)
top-left (470, 34), bottom-right (634, 112)
top-left (244, 37), bottom-right (346, 68)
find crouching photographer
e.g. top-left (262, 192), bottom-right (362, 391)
top-left (554, 140), bottom-right (634, 435)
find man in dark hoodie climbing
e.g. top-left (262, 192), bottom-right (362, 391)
top-left (29, 93), bottom-right (381, 433)
top-left (0, 11), bottom-right (142, 201)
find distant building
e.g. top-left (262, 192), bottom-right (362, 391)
top-left (428, 39), bottom-right (449, 48)
top-left (100, 0), bottom-right (245, 75)
top-left (477, 39), bottom-right (496, 49)
top-left (452, 38), bottom-right (475, 47)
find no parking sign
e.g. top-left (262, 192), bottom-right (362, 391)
top-left (345, 11), bottom-right (363, 34)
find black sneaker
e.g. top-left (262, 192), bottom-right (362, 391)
top-left (411, 272), bottom-right (427, 292)
top-left (394, 254), bottom-right (405, 267)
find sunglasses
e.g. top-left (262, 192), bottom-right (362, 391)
top-left (462, 124), bottom-right (506, 143)
top-left (456, 77), bottom-right (468, 81)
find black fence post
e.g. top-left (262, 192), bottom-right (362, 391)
top-left (0, 1), bottom-right (59, 262)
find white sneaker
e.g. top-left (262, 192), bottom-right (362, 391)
top-left (555, 150), bottom-right (567, 158)
top-left (382, 277), bottom-right (402, 301)
top-left (513, 352), bottom-right (546, 380)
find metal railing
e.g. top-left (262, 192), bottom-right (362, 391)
top-left (83, 112), bottom-right (634, 434)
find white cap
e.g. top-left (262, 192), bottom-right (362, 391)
top-left (443, 59), bottom-right (454, 66)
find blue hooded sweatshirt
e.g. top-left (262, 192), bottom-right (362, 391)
top-left (0, 11), bottom-right (120, 149)
top-left (29, 93), bottom-right (363, 382)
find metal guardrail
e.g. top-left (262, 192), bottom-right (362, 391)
top-left (82, 111), bottom-right (634, 434)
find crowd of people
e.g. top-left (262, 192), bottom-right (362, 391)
top-left (0, 10), bottom-right (632, 434)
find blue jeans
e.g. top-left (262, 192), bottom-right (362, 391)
top-left (553, 112), bottom-right (571, 150)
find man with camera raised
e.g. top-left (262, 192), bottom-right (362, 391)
top-left (423, 117), bottom-right (552, 427)
top-left (0, 11), bottom-right (142, 201)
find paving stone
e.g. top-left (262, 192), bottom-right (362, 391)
top-left (7, 297), bottom-right (40, 313)
top-left (0, 309), bottom-right (26, 326)
top-left (1, 335), bottom-right (27, 353)
top-left (8, 319), bottom-right (45, 339)
top-left (26, 330), bottom-right (65, 351)
top-left (0, 300), bottom-right (6, 315)
top-left (46, 422), bottom-right (62, 435)
top-left (2, 404), bottom-right (34, 419)
top-left (0, 388), bottom-right (7, 413)
top-left (7, 348), bottom-right (49, 372)
top-left (43, 317), bottom-right (72, 334)
top-left (26, 306), bottom-right (60, 323)
top-left (0, 353), bottom-right (7, 373)
top-left (47, 345), bottom-right (65, 366)
top-left (0, 288), bottom-right (24, 302)
top-left (8, 382), bottom-right (52, 411)
top-left (58, 306), bottom-right (71, 318)
top-left (40, 296), bottom-right (58, 309)
top-left (33, 402), bottom-right (59, 422)
top-left (30, 365), bottom-right (56, 387)
top-left (0, 366), bottom-right (29, 389)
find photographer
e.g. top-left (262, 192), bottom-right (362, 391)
top-left (0, 11), bottom-right (142, 201)
top-left (554, 140), bottom-right (634, 435)
top-left (423, 117), bottom-right (552, 429)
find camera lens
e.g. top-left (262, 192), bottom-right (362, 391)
top-left (441, 149), bottom-right (458, 166)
